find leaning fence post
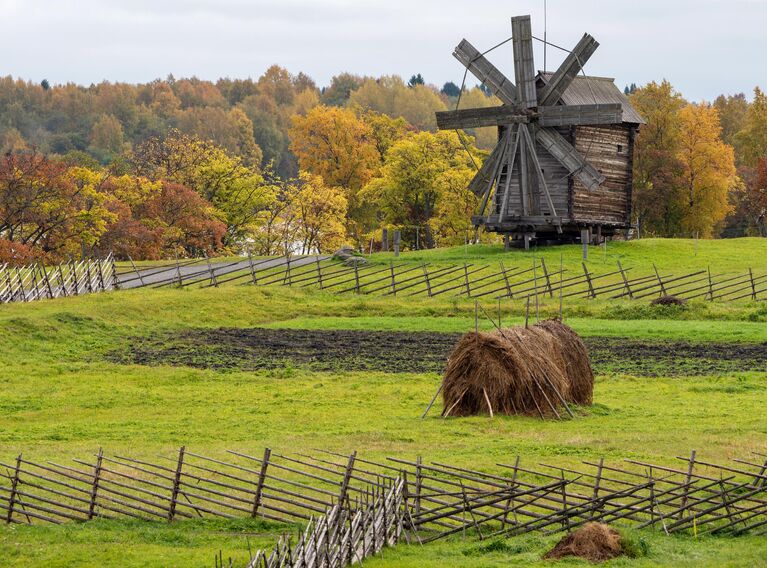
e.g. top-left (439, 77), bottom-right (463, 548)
top-left (252, 448), bottom-right (271, 518)
top-left (415, 456), bottom-right (423, 518)
top-left (316, 257), bottom-right (324, 289)
top-left (540, 258), bottom-right (553, 297)
top-left (582, 262), bottom-right (596, 298)
top-left (174, 254), bottom-right (182, 287)
top-left (679, 450), bottom-right (696, 520)
top-left (94, 258), bottom-right (106, 293)
top-left (204, 252), bottom-right (218, 287)
top-left (354, 262), bottom-right (360, 294)
top-left (463, 264), bottom-right (471, 297)
top-left (338, 452), bottom-right (357, 509)
top-left (707, 266), bottom-right (714, 301)
top-left (653, 263), bottom-right (666, 296)
top-left (749, 267), bottom-right (757, 300)
top-left (128, 255), bottom-right (145, 287)
top-left (5, 454), bottom-right (22, 524)
top-left (422, 264), bottom-right (432, 297)
top-left (109, 253), bottom-right (119, 290)
top-left (88, 448), bottom-right (104, 520)
top-left (617, 260), bottom-right (633, 299)
top-left (168, 446), bottom-right (185, 521)
top-left (248, 251), bottom-right (258, 285)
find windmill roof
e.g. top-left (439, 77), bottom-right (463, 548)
top-left (538, 73), bottom-right (646, 125)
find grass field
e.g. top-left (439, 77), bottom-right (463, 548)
top-left (2, 239), bottom-right (766, 566)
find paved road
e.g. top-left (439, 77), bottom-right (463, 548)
top-left (116, 256), bottom-right (326, 289)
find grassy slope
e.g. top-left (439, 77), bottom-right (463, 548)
top-left (2, 239), bottom-right (767, 566)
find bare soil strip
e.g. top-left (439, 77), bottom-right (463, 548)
top-left (110, 328), bottom-right (767, 377)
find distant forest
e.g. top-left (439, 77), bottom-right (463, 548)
top-left (0, 68), bottom-right (765, 263)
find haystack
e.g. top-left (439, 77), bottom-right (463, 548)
top-left (650, 295), bottom-right (687, 306)
top-left (442, 320), bottom-right (593, 418)
top-left (544, 522), bottom-right (623, 562)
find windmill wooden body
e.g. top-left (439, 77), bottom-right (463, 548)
top-left (436, 15), bottom-right (645, 248)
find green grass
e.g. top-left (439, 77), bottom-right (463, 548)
top-left (2, 238), bottom-right (767, 566)
top-left (368, 237), bottom-right (767, 274)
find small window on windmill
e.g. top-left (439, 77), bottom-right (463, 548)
top-left (617, 144), bottom-right (623, 154)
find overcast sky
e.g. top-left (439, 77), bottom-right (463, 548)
top-left (2, 0), bottom-right (765, 101)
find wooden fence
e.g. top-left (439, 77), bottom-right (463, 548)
top-left (0, 255), bottom-right (116, 304)
top-left (119, 254), bottom-right (767, 304)
top-left (2, 447), bottom-right (765, 567)
top-left (4, 254), bottom-right (763, 305)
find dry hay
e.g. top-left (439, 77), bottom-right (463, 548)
top-left (442, 320), bottom-right (593, 418)
top-left (544, 522), bottom-right (623, 562)
top-left (650, 295), bottom-right (687, 306)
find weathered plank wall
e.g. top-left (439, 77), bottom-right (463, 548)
top-left (571, 124), bottom-right (632, 224)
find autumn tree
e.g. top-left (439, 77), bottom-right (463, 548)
top-left (360, 131), bottom-right (480, 249)
top-left (133, 130), bottom-right (275, 248)
top-left (713, 93), bottom-right (749, 147)
top-left (291, 172), bottom-right (347, 253)
top-left (90, 113), bottom-right (125, 157)
top-left (321, 73), bottom-right (364, 106)
top-left (734, 87), bottom-right (767, 167)
top-left (289, 106), bottom-right (379, 241)
top-left (630, 81), bottom-right (686, 235)
top-left (348, 76), bottom-right (446, 131)
top-left (675, 104), bottom-right (736, 237)
top-left (0, 153), bottom-right (115, 256)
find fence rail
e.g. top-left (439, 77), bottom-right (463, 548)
top-left (2, 447), bottom-right (765, 567)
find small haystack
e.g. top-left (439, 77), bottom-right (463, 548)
top-left (650, 295), bottom-right (687, 306)
top-left (544, 523), bottom-right (623, 562)
top-left (442, 320), bottom-right (593, 418)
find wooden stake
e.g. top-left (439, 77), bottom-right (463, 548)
top-left (168, 446), bottom-right (185, 521)
top-left (252, 447), bottom-right (270, 517)
top-left (525, 297), bottom-right (530, 329)
top-left (482, 388), bottom-right (494, 418)
top-left (421, 382), bottom-right (444, 420)
top-left (88, 448), bottom-right (103, 520)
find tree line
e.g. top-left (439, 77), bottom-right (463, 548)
top-left (0, 67), bottom-right (764, 264)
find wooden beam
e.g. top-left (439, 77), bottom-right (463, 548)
top-left (453, 39), bottom-right (518, 106)
top-left (521, 125), bottom-right (558, 219)
top-left (498, 126), bottom-right (521, 223)
top-left (539, 33), bottom-right (599, 107)
top-left (511, 16), bottom-right (537, 108)
top-left (435, 106), bottom-right (527, 130)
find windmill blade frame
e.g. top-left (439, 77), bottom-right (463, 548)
top-left (538, 33), bottom-right (600, 107)
top-left (511, 16), bottom-right (537, 108)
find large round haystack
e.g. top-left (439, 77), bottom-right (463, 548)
top-left (535, 320), bottom-right (594, 405)
top-left (442, 320), bottom-right (593, 418)
top-left (544, 522), bottom-right (623, 562)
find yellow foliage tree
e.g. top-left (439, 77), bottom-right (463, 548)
top-left (90, 113), bottom-right (125, 155)
top-left (360, 130), bottom-right (480, 249)
top-left (289, 106), bottom-right (379, 241)
top-left (292, 172), bottom-right (348, 254)
top-left (676, 104), bottom-right (737, 237)
top-left (348, 76), bottom-right (446, 131)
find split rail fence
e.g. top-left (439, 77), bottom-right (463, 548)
top-left (118, 254), bottom-right (767, 304)
top-left (2, 447), bottom-right (766, 567)
top-left (4, 253), bottom-right (765, 306)
top-left (0, 255), bottom-right (116, 304)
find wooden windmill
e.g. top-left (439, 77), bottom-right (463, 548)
top-left (436, 15), bottom-right (644, 247)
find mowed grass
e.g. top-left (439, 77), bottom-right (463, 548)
top-left (368, 237), bottom-right (767, 275)
top-left (2, 238), bottom-right (767, 566)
